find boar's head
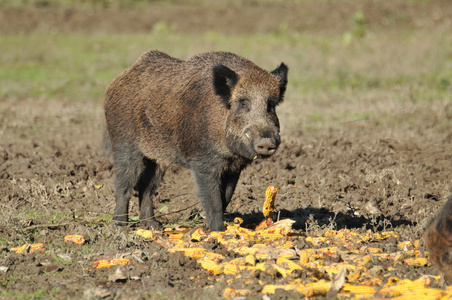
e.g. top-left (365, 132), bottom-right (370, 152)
top-left (213, 62), bottom-right (288, 160)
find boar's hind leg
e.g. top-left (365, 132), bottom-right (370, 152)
top-left (221, 171), bottom-right (241, 212)
top-left (136, 158), bottom-right (164, 229)
top-left (112, 143), bottom-right (143, 226)
top-left (192, 170), bottom-right (225, 231)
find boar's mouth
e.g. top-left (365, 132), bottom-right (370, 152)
top-left (244, 128), bottom-right (280, 159)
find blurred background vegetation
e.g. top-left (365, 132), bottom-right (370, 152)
top-left (0, 0), bottom-right (450, 133)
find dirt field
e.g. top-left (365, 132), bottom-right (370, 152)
top-left (1, 1), bottom-right (451, 299)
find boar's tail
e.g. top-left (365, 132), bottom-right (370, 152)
top-left (102, 129), bottom-right (112, 158)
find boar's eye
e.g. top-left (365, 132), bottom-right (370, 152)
top-left (238, 98), bottom-right (251, 112)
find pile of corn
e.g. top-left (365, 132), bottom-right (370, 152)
top-left (135, 186), bottom-right (452, 299)
top-left (138, 219), bottom-right (451, 299)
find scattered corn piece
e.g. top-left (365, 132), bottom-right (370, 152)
top-left (92, 258), bottom-right (130, 269)
top-left (136, 229), bottom-right (155, 240)
top-left (404, 257), bottom-right (431, 267)
top-left (64, 235), bottom-right (86, 245)
top-left (29, 243), bottom-right (45, 253)
top-left (168, 233), bottom-right (184, 241)
top-left (341, 284), bottom-right (377, 295)
top-left (11, 243), bottom-right (45, 254)
top-left (297, 280), bottom-right (331, 297)
top-left (191, 228), bottom-right (206, 241)
top-left (11, 244), bottom-right (29, 254)
top-left (223, 288), bottom-right (251, 299)
top-left (199, 257), bottom-right (223, 275)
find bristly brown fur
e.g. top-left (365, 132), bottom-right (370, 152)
top-left (104, 50), bottom-right (288, 231)
top-left (424, 194), bottom-right (452, 284)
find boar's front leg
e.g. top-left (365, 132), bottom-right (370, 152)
top-left (191, 170), bottom-right (225, 231)
top-left (221, 171), bottom-right (241, 212)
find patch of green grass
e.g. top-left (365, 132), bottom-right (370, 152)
top-left (52, 255), bottom-right (73, 265)
top-left (96, 213), bottom-right (113, 223)
top-left (1, 23), bottom-right (451, 139)
top-left (2, 29), bottom-right (451, 104)
top-left (0, 287), bottom-right (60, 300)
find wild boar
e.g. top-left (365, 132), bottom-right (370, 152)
top-left (424, 194), bottom-right (452, 284)
top-left (103, 50), bottom-right (288, 231)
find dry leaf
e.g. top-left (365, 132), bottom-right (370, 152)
top-left (108, 267), bottom-right (127, 282)
top-left (329, 266), bottom-right (347, 292)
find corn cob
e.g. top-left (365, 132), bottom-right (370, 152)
top-left (341, 284), bottom-right (377, 294)
top-left (263, 186), bottom-right (277, 217)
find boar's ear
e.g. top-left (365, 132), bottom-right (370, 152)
top-left (271, 63), bottom-right (288, 102)
top-left (213, 64), bottom-right (238, 109)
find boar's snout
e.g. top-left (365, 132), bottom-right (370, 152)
top-left (255, 138), bottom-right (277, 156)
top-left (244, 127), bottom-right (280, 158)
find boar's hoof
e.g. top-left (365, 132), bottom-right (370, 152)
top-left (113, 216), bottom-right (129, 227)
top-left (141, 219), bottom-right (162, 230)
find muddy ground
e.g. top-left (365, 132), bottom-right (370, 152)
top-left (1, 1), bottom-right (452, 299)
